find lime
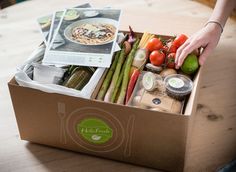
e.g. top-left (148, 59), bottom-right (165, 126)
top-left (181, 54), bottom-right (199, 75)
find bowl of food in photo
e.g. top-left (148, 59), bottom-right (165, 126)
top-left (64, 18), bottom-right (118, 46)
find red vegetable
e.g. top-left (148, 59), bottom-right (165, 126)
top-left (146, 38), bottom-right (163, 52)
top-left (167, 42), bottom-right (177, 53)
top-left (149, 50), bottom-right (165, 66)
top-left (166, 53), bottom-right (176, 68)
top-left (161, 45), bottom-right (169, 53)
top-left (125, 69), bottom-right (140, 105)
top-left (172, 34), bottom-right (188, 48)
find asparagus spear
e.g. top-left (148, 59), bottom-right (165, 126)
top-left (96, 51), bottom-right (120, 100)
top-left (111, 56), bottom-right (128, 103)
top-left (104, 47), bottom-right (126, 102)
top-left (116, 39), bottom-right (140, 104)
top-left (115, 84), bottom-right (122, 103)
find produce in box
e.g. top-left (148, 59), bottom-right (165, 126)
top-left (96, 27), bottom-right (199, 114)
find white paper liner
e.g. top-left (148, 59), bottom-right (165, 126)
top-left (15, 44), bottom-right (106, 99)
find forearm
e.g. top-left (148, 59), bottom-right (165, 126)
top-left (209, 0), bottom-right (236, 27)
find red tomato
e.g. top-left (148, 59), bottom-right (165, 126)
top-left (172, 34), bottom-right (188, 48)
top-left (166, 53), bottom-right (176, 68)
top-left (146, 38), bottom-right (163, 52)
top-left (167, 42), bottom-right (177, 53)
top-left (161, 45), bottom-right (169, 53)
top-left (149, 50), bottom-right (165, 66)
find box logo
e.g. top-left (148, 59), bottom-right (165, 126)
top-left (76, 118), bottom-right (113, 144)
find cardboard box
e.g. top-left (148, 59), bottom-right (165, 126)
top-left (8, 34), bottom-right (202, 172)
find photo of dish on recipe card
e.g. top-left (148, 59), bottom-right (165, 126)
top-left (43, 8), bottom-right (121, 67)
top-left (47, 3), bottom-right (92, 45)
top-left (37, 14), bottom-right (53, 46)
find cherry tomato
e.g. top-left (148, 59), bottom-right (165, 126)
top-left (146, 38), bottom-right (163, 52)
top-left (172, 34), bottom-right (188, 48)
top-left (166, 53), bottom-right (176, 68)
top-left (161, 45), bottom-right (169, 53)
top-left (167, 42), bottom-right (177, 53)
top-left (149, 50), bottom-right (165, 66)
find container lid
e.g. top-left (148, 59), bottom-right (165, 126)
top-left (142, 72), bottom-right (162, 91)
top-left (164, 74), bottom-right (193, 95)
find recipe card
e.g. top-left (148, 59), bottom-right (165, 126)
top-left (37, 14), bottom-right (53, 46)
top-left (47, 3), bottom-right (92, 45)
top-left (43, 8), bottom-right (121, 68)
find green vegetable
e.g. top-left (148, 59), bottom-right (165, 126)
top-left (181, 54), bottom-right (199, 75)
top-left (96, 51), bottom-right (120, 100)
top-left (117, 39), bottom-right (140, 104)
top-left (104, 47), bottom-right (126, 102)
top-left (111, 56), bottom-right (128, 103)
top-left (115, 85), bottom-right (122, 103)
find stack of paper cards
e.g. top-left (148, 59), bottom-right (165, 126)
top-left (37, 3), bottom-right (92, 47)
top-left (36, 3), bottom-right (121, 68)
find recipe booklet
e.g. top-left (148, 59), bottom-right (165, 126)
top-left (43, 8), bottom-right (121, 68)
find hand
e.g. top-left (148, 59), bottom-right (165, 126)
top-left (175, 23), bottom-right (222, 69)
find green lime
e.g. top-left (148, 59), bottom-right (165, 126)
top-left (181, 54), bottom-right (199, 75)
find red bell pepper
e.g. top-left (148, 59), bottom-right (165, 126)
top-left (125, 69), bottom-right (140, 105)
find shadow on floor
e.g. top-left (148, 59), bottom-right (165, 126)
top-left (25, 142), bottom-right (160, 172)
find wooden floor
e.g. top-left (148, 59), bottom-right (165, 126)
top-left (0, 0), bottom-right (236, 171)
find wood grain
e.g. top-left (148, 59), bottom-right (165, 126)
top-left (1, 0), bottom-right (236, 172)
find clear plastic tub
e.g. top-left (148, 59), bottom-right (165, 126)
top-left (164, 74), bottom-right (193, 100)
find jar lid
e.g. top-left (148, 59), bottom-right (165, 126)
top-left (142, 72), bottom-right (162, 91)
top-left (164, 74), bottom-right (193, 95)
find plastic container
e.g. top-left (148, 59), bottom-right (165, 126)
top-left (33, 63), bottom-right (66, 84)
top-left (142, 72), bottom-right (163, 91)
top-left (164, 74), bottom-right (193, 100)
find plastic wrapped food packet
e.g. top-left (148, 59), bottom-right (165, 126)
top-left (63, 66), bottom-right (96, 91)
top-left (33, 63), bottom-right (66, 84)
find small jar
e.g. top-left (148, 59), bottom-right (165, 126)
top-left (63, 66), bottom-right (95, 90)
top-left (164, 74), bottom-right (193, 100)
top-left (142, 72), bottom-right (163, 91)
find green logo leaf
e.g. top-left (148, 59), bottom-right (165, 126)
top-left (76, 118), bottom-right (113, 144)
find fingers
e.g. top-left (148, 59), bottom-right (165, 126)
top-left (199, 44), bottom-right (212, 66)
top-left (175, 39), bottom-right (191, 64)
top-left (175, 39), bottom-right (203, 69)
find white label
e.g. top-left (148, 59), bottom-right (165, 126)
top-left (142, 73), bottom-right (155, 91)
top-left (168, 78), bottom-right (184, 89)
